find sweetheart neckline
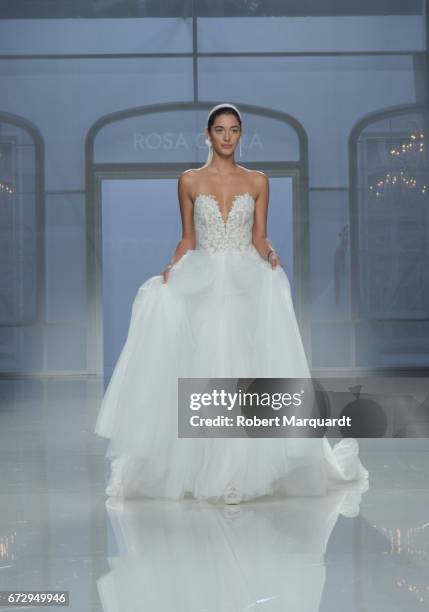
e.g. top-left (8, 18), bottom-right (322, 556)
top-left (194, 192), bottom-right (255, 227)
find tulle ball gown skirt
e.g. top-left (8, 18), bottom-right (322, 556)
top-left (94, 243), bottom-right (369, 503)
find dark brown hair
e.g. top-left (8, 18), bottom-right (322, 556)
top-left (207, 106), bottom-right (242, 131)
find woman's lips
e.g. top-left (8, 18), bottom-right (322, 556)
top-left (222, 144), bottom-right (232, 148)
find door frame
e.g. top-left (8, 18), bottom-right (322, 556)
top-left (85, 102), bottom-right (310, 376)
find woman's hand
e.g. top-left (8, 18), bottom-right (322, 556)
top-left (162, 263), bottom-right (173, 284)
top-left (161, 239), bottom-right (194, 284)
top-left (268, 250), bottom-right (282, 269)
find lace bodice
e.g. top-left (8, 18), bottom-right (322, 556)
top-left (193, 192), bottom-right (255, 253)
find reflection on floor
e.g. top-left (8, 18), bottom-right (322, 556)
top-left (0, 378), bottom-right (428, 611)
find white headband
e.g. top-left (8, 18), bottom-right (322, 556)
top-left (207, 103), bottom-right (242, 123)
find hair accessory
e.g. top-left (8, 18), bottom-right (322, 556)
top-left (207, 103), bottom-right (242, 123)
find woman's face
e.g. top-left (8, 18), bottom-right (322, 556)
top-left (206, 113), bottom-right (241, 156)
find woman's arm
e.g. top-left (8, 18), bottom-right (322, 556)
top-left (252, 172), bottom-right (281, 269)
top-left (162, 171), bottom-right (196, 283)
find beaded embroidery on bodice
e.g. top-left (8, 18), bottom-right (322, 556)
top-left (193, 192), bottom-right (255, 253)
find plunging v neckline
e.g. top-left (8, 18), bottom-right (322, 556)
top-left (194, 192), bottom-right (255, 227)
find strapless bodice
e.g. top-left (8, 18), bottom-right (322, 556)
top-left (193, 192), bottom-right (255, 253)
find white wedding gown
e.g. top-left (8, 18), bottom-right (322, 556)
top-left (94, 191), bottom-right (369, 501)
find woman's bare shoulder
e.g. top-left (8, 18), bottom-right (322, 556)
top-left (237, 165), bottom-right (267, 181)
top-left (180, 167), bottom-right (203, 175)
top-left (178, 167), bottom-right (208, 198)
top-left (236, 167), bottom-right (268, 197)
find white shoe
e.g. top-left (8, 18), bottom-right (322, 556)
top-left (223, 484), bottom-right (242, 505)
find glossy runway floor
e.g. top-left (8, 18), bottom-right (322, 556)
top-left (1, 378), bottom-right (428, 611)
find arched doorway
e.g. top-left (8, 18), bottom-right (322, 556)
top-left (350, 103), bottom-right (429, 371)
top-left (0, 112), bottom-right (44, 376)
top-left (86, 102), bottom-right (310, 377)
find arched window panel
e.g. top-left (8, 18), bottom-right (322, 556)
top-left (94, 108), bottom-right (300, 164)
top-left (0, 122), bottom-right (38, 325)
top-left (354, 109), bottom-right (429, 367)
